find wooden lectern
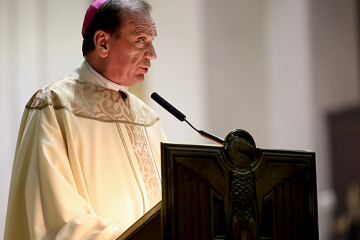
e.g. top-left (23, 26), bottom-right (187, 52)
top-left (118, 129), bottom-right (319, 240)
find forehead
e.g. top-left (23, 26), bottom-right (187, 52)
top-left (122, 12), bottom-right (157, 36)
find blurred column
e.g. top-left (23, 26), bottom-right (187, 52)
top-left (204, 0), bottom-right (268, 146)
top-left (264, 0), bottom-right (313, 150)
top-left (0, 0), bottom-right (14, 236)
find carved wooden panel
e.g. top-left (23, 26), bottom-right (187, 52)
top-left (121, 129), bottom-right (319, 240)
top-left (162, 130), bottom-right (319, 240)
top-left (253, 149), bottom-right (318, 240)
top-left (161, 144), bottom-right (230, 240)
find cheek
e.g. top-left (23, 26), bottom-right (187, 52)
top-left (109, 45), bottom-right (145, 66)
top-left (129, 44), bottom-right (147, 58)
top-left (128, 52), bottom-right (144, 64)
top-left (109, 51), bottom-right (129, 65)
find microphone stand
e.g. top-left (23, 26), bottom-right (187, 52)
top-left (151, 92), bottom-right (224, 145)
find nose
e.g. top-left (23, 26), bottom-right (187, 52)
top-left (145, 43), bottom-right (157, 60)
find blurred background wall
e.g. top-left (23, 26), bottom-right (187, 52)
top-left (0, 0), bottom-right (359, 239)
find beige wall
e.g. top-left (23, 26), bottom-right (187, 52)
top-left (204, 0), bottom-right (268, 146)
top-left (145, 0), bottom-right (207, 144)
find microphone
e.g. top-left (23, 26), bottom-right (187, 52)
top-left (151, 92), bottom-right (224, 145)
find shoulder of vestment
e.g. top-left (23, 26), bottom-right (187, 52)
top-left (25, 77), bottom-right (159, 126)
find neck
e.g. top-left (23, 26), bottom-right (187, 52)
top-left (85, 55), bottom-right (106, 76)
top-left (85, 60), bottom-right (129, 93)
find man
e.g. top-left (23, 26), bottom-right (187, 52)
top-left (4, 0), bottom-right (166, 239)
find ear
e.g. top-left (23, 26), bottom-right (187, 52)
top-left (93, 30), bottom-right (110, 58)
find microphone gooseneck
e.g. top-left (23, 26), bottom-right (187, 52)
top-left (151, 92), bottom-right (224, 145)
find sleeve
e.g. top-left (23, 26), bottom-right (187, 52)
top-left (8, 106), bottom-right (123, 240)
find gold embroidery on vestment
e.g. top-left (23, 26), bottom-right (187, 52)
top-left (125, 125), bottom-right (161, 208)
top-left (25, 103), bottom-right (159, 127)
top-left (116, 123), bottom-right (145, 215)
top-left (144, 127), bottom-right (161, 180)
top-left (25, 78), bottom-right (159, 127)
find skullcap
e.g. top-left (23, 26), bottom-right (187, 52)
top-left (82, 0), bottom-right (108, 37)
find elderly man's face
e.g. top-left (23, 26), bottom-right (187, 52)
top-left (106, 11), bottom-right (157, 87)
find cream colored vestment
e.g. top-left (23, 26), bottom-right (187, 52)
top-left (4, 62), bottom-right (166, 240)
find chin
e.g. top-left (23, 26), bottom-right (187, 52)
top-left (126, 75), bottom-right (144, 87)
top-left (135, 74), bottom-right (145, 83)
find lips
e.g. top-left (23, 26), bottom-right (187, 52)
top-left (138, 67), bottom-right (149, 74)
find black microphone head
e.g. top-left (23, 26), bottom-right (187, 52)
top-left (151, 92), bottom-right (186, 121)
top-left (151, 92), bottom-right (161, 101)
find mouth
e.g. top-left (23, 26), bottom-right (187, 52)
top-left (139, 67), bottom-right (149, 74)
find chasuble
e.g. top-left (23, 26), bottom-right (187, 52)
top-left (4, 62), bottom-right (166, 240)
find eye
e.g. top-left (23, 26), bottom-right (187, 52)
top-left (139, 37), bottom-right (146, 43)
